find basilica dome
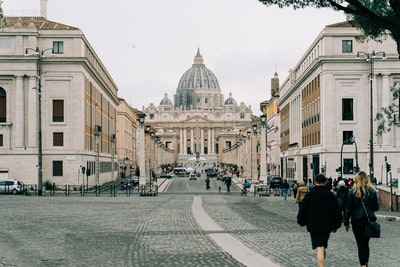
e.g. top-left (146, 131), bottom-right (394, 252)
top-left (177, 48), bottom-right (220, 90)
top-left (224, 92), bottom-right (237, 105)
top-left (174, 49), bottom-right (224, 110)
top-left (160, 93), bottom-right (173, 105)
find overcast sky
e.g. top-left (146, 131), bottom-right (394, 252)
top-left (4, 0), bottom-right (346, 115)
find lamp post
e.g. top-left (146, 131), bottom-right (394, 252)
top-left (150, 131), bottom-right (155, 183)
top-left (94, 125), bottom-right (102, 185)
top-left (111, 134), bottom-right (116, 180)
top-left (247, 130), bottom-right (251, 180)
top-left (137, 113), bottom-right (146, 185)
top-left (251, 124), bottom-right (258, 181)
top-left (145, 125), bottom-right (151, 185)
top-left (357, 50), bottom-right (386, 182)
top-left (260, 114), bottom-right (267, 184)
top-left (25, 46), bottom-right (53, 196)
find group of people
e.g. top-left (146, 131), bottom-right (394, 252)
top-left (297, 171), bottom-right (379, 267)
top-left (205, 174), bottom-right (232, 192)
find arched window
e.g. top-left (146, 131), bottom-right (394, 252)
top-left (0, 88), bottom-right (6, 122)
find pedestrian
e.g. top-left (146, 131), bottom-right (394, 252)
top-left (336, 180), bottom-right (348, 221)
top-left (292, 181), bottom-right (298, 198)
top-left (297, 174), bottom-right (342, 267)
top-left (295, 180), bottom-right (308, 208)
top-left (205, 177), bottom-right (210, 190)
top-left (224, 176), bottom-right (232, 192)
top-left (282, 179), bottom-right (290, 200)
top-left (344, 171), bottom-right (379, 267)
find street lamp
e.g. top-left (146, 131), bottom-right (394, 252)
top-left (94, 125), bottom-right (102, 185)
top-left (357, 50), bottom-right (386, 182)
top-left (25, 46), bottom-right (53, 196)
top-left (137, 113), bottom-right (146, 185)
top-left (110, 134), bottom-right (116, 180)
top-left (250, 124), bottom-right (258, 181)
top-left (144, 125), bottom-right (151, 185)
top-left (259, 114), bottom-right (267, 184)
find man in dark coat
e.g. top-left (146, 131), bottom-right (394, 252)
top-left (297, 174), bottom-right (342, 267)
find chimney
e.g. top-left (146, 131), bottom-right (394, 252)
top-left (40, 0), bottom-right (47, 18)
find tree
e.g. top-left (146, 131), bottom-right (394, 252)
top-left (258, 0), bottom-right (400, 57)
top-left (376, 82), bottom-right (400, 135)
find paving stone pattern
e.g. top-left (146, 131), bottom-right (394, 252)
top-left (0, 176), bottom-right (399, 267)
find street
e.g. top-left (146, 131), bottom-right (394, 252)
top-left (0, 176), bottom-right (399, 267)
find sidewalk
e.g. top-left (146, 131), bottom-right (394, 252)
top-left (232, 176), bottom-right (400, 220)
top-left (376, 209), bottom-right (400, 221)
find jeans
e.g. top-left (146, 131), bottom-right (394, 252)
top-left (283, 189), bottom-right (288, 200)
top-left (352, 221), bottom-right (370, 266)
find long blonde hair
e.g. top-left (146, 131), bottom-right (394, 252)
top-left (353, 171), bottom-right (376, 198)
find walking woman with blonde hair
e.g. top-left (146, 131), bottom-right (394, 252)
top-left (344, 171), bottom-right (379, 267)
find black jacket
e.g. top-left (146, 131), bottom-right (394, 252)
top-left (344, 188), bottom-right (379, 226)
top-left (297, 185), bottom-right (342, 234)
top-left (336, 186), bottom-right (348, 212)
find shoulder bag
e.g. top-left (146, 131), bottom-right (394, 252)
top-left (361, 198), bottom-right (381, 238)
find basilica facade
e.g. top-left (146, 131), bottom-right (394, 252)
top-left (143, 49), bottom-right (254, 165)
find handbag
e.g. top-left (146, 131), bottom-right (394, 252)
top-left (361, 199), bottom-right (381, 238)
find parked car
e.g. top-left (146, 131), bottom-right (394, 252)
top-left (159, 173), bottom-right (174, 179)
top-left (206, 169), bottom-right (218, 178)
top-left (189, 173), bottom-right (197, 180)
top-left (0, 180), bottom-right (24, 194)
top-left (174, 168), bottom-right (189, 177)
top-left (269, 177), bottom-right (283, 189)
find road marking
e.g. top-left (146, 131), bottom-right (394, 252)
top-left (192, 196), bottom-right (280, 267)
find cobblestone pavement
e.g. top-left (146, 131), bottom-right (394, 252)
top-left (0, 177), bottom-right (399, 267)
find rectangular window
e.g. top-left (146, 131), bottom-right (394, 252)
top-left (342, 98), bottom-right (354, 120)
top-left (53, 161), bottom-right (63, 176)
top-left (53, 132), bottom-right (64, 146)
top-left (53, 100), bottom-right (64, 122)
top-left (52, 41), bottom-right (64, 54)
top-left (0, 134), bottom-right (3, 146)
top-left (342, 40), bottom-right (353, 53)
top-left (240, 113), bottom-right (244, 119)
top-left (343, 131), bottom-right (353, 143)
top-left (0, 89), bottom-right (5, 122)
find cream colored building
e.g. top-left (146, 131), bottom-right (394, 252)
top-left (0, 12), bottom-right (119, 185)
top-left (143, 49), bottom-right (254, 168)
top-left (278, 21), bottom-right (400, 183)
top-left (260, 72), bottom-right (281, 178)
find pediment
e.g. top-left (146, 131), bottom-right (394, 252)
top-left (183, 115), bottom-right (210, 123)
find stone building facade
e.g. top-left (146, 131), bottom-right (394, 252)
top-left (143, 49), bottom-right (254, 166)
top-left (0, 14), bottom-right (119, 185)
top-left (278, 21), bottom-right (400, 183)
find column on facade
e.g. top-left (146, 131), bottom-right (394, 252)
top-left (28, 76), bottom-right (37, 147)
top-left (211, 128), bottom-right (214, 154)
top-left (183, 128), bottom-right (187, 155)
top-left (15, 76), bottom-right (24, 147)
top-left (190, 128), bottom-right (194, 154)
top-left (208, 129), bottom-right (211, 155)
top-left (200, 128), bottom-right (204, 155)
top-left (179, 128), bottom-right (184, 155)
top-left (381, 74), bottom-right (391, 146)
